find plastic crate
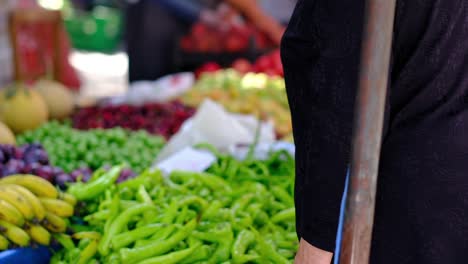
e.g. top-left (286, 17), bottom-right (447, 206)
top-left (0, 246), bottom-right (51, 264)
top-left (64, 6), bottom-right (122, 53)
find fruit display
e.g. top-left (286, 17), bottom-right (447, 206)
top-left (72, 101), bottom-right (195, 139)
top-left (17, 122), bottom-right (165, 173)
top-left (51, 148), bottom-right (296, 263)
top-left (181, 69), bottom-right (292, 138)
top-left (34, 79), bottom-right (75, 120)
top-left (0, 122), bottom-right (15, 145)
top-left (180, 22), bottom-right (274, 53)
top-left (0, 84), bottom-right (49, 134)
top-left (0, 174), bottom-right (76, 250)
top-left (231, 49), bottom-right (284, 77)
top-left (0, 143), bottom-right (91, 187)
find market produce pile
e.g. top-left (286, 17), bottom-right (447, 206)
top-left (0, 175), bottom-right (76, 250)
top-left (51, 148), bottom-right (297, 263)
top-left (17, 122), bottom-right (165, 174)
top-left (72, 102), bottom-right (195, 139)
top-left (182, 69), bottom-right (292, 139)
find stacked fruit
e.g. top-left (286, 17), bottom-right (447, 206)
top-left (17, 122), bottom-right (165, 173)
top-left (231, 49), bottom-right (284, 77)
top-left (72, 102), bottom-right (195, 139)
top-left (0, 175), bottom-right (76, 250)
top-left (0, 143), bottom-right (90, 187)
top-left (180, 22), bottom-right (275, 53)
top-left (182, 69), bottom-right (292, 139)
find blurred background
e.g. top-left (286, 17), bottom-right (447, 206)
top-left (0, 0), bottom-right (295, 98)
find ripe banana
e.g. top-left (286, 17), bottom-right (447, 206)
top-left (0, 199), bottom-right (25, 227)
top-left (26, 224), bottom-right (51, 246)
top-left (0, 220), bottom-right (30, 246)
top-left (59, 192), bottom-right (77, 207)
top-left (43, 212), bottom-right (67, 233)
top-left (0, 175), bottom-right (58, 198)
top-left (4, 184), bottom-right (45, 221)
top-left (0, 234), bottom-right (9, 250)
top-left (0, 186), bottom-right (35, 220)
top-left (39, 198), bottom-right (74, 218)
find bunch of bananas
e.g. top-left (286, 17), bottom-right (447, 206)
top-left (0, 175), bottom-right (76, 250)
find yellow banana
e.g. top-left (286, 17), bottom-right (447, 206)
top-left (43, 212), bottom-right (67, 233)
top-left (0, 199), bottom-right (25, 227)
top-left (0, 175), bottom-right (58, 198)
top-left (59, 192), bottom-right (77, 207)
top-left (26, 224), bottom-right (51, 245)
top-left (0, 220), bottom-right (30, 246)
top-left (4, 184), bottom-right (45, 221)
top-left (0, 234), bottom-right (9, 250)
top-left (39, 198), bottom-right (74, 218)
top-left (0, 186), bottom-right (35, 220)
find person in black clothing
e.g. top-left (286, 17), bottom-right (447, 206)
top-left (282, 0), bottom-right (468, 263)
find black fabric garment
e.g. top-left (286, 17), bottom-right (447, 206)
top-left (281, 0), bottom-right (468, 263)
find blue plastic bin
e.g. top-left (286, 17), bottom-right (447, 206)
top-left (0, 246), bottom-right (51, 264)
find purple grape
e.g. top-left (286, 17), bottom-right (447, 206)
top-left (0, 151), bottom-right (4, 164)
top-left (52, 167), bottom-right (64, 176)
top-left (55, 173), bottom-right (73, 188)
top-left (0, 145), bottom-right (14, 162)
top-left (36, 166), bottom-right (54, 182)
top-left (13, 148), bottom-right (24, 160)
top-left (29, 163), bottom-right (42, 175)
top-left (6, 160), bottom-right (25, 173)
top-left (36, 150), bottom-right (49, 165)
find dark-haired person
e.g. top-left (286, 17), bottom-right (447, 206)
top-left (282, 1), bottom-right (468, 263)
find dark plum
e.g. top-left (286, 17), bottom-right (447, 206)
top-left (55, 173), bottom-right (73, 188)
top-left (36, 166), bottom-right (54, 182)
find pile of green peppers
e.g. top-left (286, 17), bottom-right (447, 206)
top-left (52, 149), bottom-right (297, 264)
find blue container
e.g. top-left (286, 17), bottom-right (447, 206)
top-left (0, 246), bottom-right (51, 264)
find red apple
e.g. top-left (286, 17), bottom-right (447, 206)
top-left (195, 62), bottom-right (221, 78)
top-left (255, 55), bottom-right (272, 72)
top-left (231, 58), bottom-right (252, 74)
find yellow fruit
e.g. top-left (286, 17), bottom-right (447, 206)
top-left (3, 184), bottom-right (46, 221)
top-left (0, 186), bottom-right (35, 220)
top-left (26, 224), bottom-right (51, 245)
top-left (34, 79), bottom-right (75, 120)
top-left (40, 198), bottom-right (74, 218)
top-left (0, 122), bottom-right (15, 145)
top-left (0, 175), bottom-right (59, 198)
top-left (0, 199), bottom-right (25, 227)
top-left (0, 220), bottom-right (30, 246)
top-left (0, 234), bottom-right (9, 250)
top-left (43, 212), bottom-right (67, 233)
top-left (1, 85), bottom-right (48, 133)
top-left (59, 192), bottom-right (77, 207)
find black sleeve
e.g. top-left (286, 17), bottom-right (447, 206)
top-left (280, 0), bottom-right (366, 252)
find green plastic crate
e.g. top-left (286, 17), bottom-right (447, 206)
top-left (64, 6), bottom-right (122, 53)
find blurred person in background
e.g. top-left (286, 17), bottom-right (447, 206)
top-left (125, 0), bottom-right (295, 82)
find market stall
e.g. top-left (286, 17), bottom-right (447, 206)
top-left (0, 1), bottom-right (298, 263)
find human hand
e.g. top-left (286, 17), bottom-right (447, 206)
top-left (294, 238), bottom-right (333, 264)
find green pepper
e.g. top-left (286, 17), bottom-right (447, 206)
top-left (68, 165), bottom-right (124, 200)
top-left (99, 204), bottom-right (156, 256)
top-left (232, 230), bottom-right (258, 264)
top-left (180, 244), bottom-right (213, 264)
top-left (77, 239), bottom-right (98, 264)
top-left (271, 208), bottom-right (295, 224)
top-left (270, 186), bottom-right (294, 207)
top-left (111, 223), bottom-right (165, 249)
top-left (138, 245), bottom-right (200, 264)
top-left (120, 219), bottom-right (197, 264)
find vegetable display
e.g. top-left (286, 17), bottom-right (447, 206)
top-left (72, 102), bottom-right (195, 139)
top-left (52, 148), bottom-right (297, 263)
top-left (0, 175), bottom-right (76, 250)
top-left (17, 122), bottom-right (165, 174)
